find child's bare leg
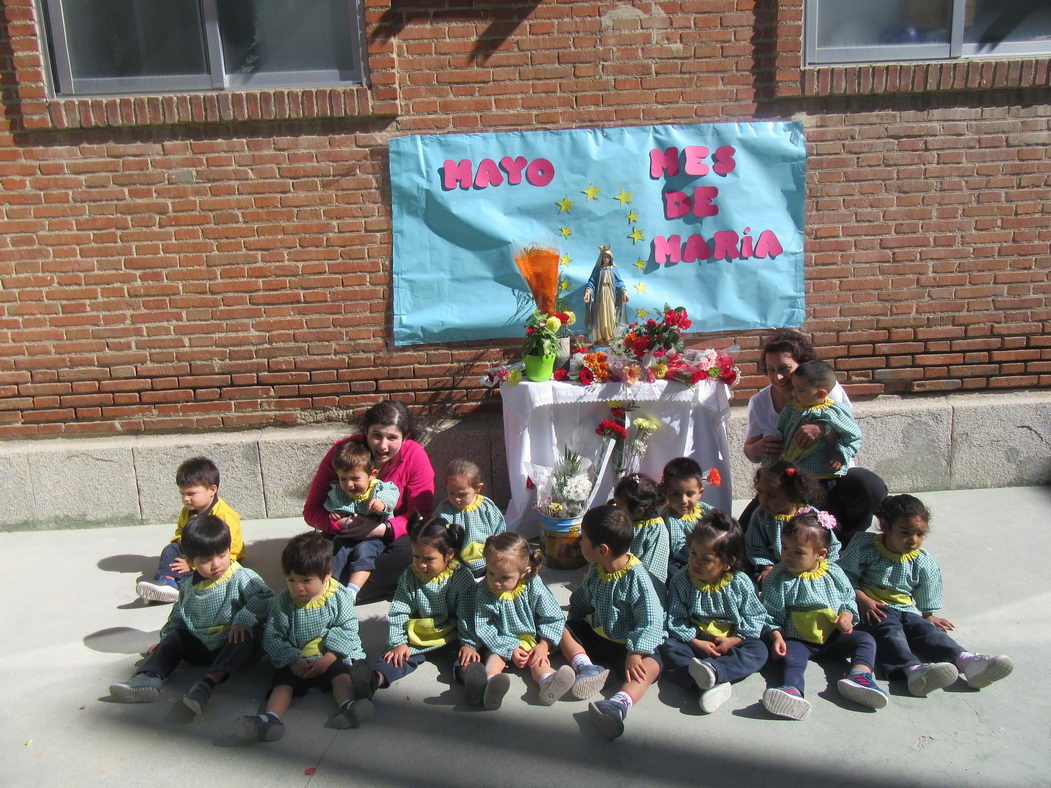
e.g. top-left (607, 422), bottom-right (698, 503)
top-left (588, 656), bottom-right (660, 740)
top-left (266, 685), bottom-right (294, 717)
top-left (528, 656), bottom-right (551, 684)
top-left (484, 653), bottom-right (507, 677)
top-left (329, 672), bottom-right (374, 728)
top-left (332, 674), bottom-right (353, 707)
top-left (620, 656), bottom-right (660, 702)
top-left (560, 629), bottom-right (586, 661)
top-left (235, 684), bottom-right (292, 742)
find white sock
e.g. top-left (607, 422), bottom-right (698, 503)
top-left (955, 651), bottom-right (976, 669)
top-left (905, 664), bottom-right (925, 675)
top-left (539, 670), bottom-right (554, 684)
top-left (346, 582), bottom-right (360, 599)
top-left (611, 690), bottom-right (633, 710)
top-left (571, 653), bottom-right (593, 671)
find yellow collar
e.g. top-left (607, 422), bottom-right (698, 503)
top-left (598, 555), bottom-right (640, 581)
top-left (875, 535), bottom-right (922, 563)
top-left (414, 559), bottom-right (460, 584)
top-left (456, 495), bottom-right (486, 513)
top-left (634, 516), bottom-right (664, 530)
top-left (297, 576), bottom-right (341, 609)
top-left (689, 570), bottom-right (733, 593)
top-left (347, 479), bottom-right (378, 503)
top-left (774, 511), bottom-right (797, 522)
top-left (194, 561), bottom-right (239, 590)
top-left (793, 396), bottom-right (835, 412)
top-left (668, 505), bottom-right (701, 523)
top-left (495, 578), bottom-right (529, 600)
top-left (792, 559), bottom-right (829, 580)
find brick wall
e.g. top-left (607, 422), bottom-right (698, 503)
top-left (0, 1), bottom-right (1048, 438)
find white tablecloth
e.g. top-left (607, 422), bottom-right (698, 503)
top-left (500, 379), bottom-right (733, 533)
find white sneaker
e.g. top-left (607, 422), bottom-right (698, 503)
top-left (699, 682), bottom-right (732, 713)
top-left (688, 658), bottom-right (718, 691)
top-left (136, 580), bottom-right (179, 604)
top-left (538, 665), bottom-right (575, 706)
top-left (906, 662), bottom-right (958, 697)
top-left (958, 654), bottom-right (1013, 689)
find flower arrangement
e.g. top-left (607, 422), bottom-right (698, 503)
top-left (534, 447), bottom-right (596, 518)
top-left (622, 304), bottom-right (691, 360)
top-left (672, 347), bottom-right (740, 388)
top-left (522, 311), bottom-right (563, 358)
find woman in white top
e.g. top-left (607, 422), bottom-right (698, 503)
top-left (741, 329), bottom-right (887, 543)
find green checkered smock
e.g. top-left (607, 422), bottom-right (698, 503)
top-left (666, 568), bottom-right (772, 643)
top-left (325, 479), bottom-right (400, 518)
top-left (761, 560), bottom-right (859, 645)
top-left (663, 502), bottom-right (714, 565)
top-left (159, 562), bottom-right (273, 651)
top-left (837, 532), bottom-right (944, 615)
top-left (631, 516), bottom-right (670, 583)
top-left (435, 496), bottom-right (507, 575)
top-left (263, 578), bottom-right (364, 667)
top-left (569, 556), bottom-right (666, 656)
top-left (747, 507), bottom-right (841, 568)
top-left (386, 561), bottom-right (478, 653)
top-left (775, 397), bottom-right (863, 479)
top-left (465, 574), bottom-right (565, 659)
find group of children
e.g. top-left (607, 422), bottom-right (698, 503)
top-left (111, 362), bottom-right (1011, 739)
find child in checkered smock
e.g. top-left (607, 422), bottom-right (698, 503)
top-left (235, 533), bottom-right (374, 743)
top-left (615, 473), bottom-right (670, 591)
top-left (761, 511), bottom-right (888, 721)
top-left (373, 514), bottom-right (478, 689)
top-left (558, 505), bottom-right (666, 740)
top-left (659, 457), bottom-right (716, 579)
top-left (774, 360), bottom-right (863, 481)
top-left (433, 458), bottom-right (506, 578)
top-left (838, 494), bottom-right (1012, 697)
top-left (460, 532), bottom-right (573, 710)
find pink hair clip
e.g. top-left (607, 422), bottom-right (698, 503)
top-left (816, 510), bottom-right (838, 531)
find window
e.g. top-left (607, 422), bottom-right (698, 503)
top-left (806, 0), bottom-right (1051, 65)
top-left (41, 0), bottom-right (368, 97)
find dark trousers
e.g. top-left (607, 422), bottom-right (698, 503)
top-left (863, 607), bottom-right (963, 676)
top-left (153, 540), bottom-right (192, 585)
top-left (781, 630), bottom-right (877, 694)
top-left (565, 618), bottom-right (663, 680)
top-left (356, 536), bottom-right (413, 604)
top-left (138, 626), bottom-right (261, 679)
top-left (332, 537), bottom-right (386, 582)
top-left (373, 642), bottom-right (460, 686)
top-left (659, 636), bottom-right (767, 690)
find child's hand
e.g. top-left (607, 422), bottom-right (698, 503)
top-left (367, 498), bottom-right (386, 514)
top-left (756, 565), bottom-right (773, 583)
top-left (458, 647), bottom-right (481, 667)
top-left (690, 639), bottom-right (721, 658)
top-left (524, 640), bottom-right (550, 669)
top-left (857, 592), bottom-right (887, 625)
top-left (835, 610), bottom-right (854, 634)
top-left (511, 647), bottom-right (531, 669)
top-left (329, 512), bottom-right (342, 522)
top-left (290, 658), bottom-right (311, 678)
top-left (228, 624), bottom-right (254, 644)
top-left (827, 454), bottom-right (844, 472)
top-left (769, 631), bottom-right (787, 659)
top-left (713, 636), bottom-right (742, 655)
top-left (303, 652), bottom-right (337, 679)
top-left (384, 644), bottom-right (410, 667)
top-left (926, 614), bottom-right (955, 632)
top-left (625, 653), bottom-right (648, 683)
top-left (145, 643), bottom-right (159, 656)
top-left (168, 556), bottom-right (190, 575)
top-left (793, 424), bottom-right (824, 449)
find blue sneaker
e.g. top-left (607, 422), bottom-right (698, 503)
top-left (837, 671), bottom-right (888, 710)
top-left (571, 664), bottom-right (610, 699)
top-left (588, 698), bottom-right (627, 739)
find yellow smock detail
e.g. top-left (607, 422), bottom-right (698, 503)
top-left (791, 608), bottom-right (838, 644)
top-left (348, 479), bottom-right (378, 503)
top-left (413, 559), bottom-right (460, 585)
top-left (690, 616), bottom-right (735, 640)
top-left (457, 495), bottom-right (486, 513)
top-left (634, 516), bottom-right (664, 530)
top-left (875, 535), bottom-right (922, 563)
top-left (597, 555), bottom-right (641, 581)
top-left (296, 576), bottom-right (341, 609)
top-left (517, 633), bottom-right (539, 651)
top-left (461, 541), bottom-right (485, 563)
top-left (496, 580), bottom-right (529, 601)
top-left (586, 614), bottom-right (627, 644)
top-left (792, 559), bottom-right (830, 581)
top-left (862, 584), bottom-right (914, 607)
top-left (193, 561), bottom-right (239, 590)
top-left (300, 637), bottom-right (323, 658)
top-left (407, 618), bottom-right (457, 649)
top-left (679, 505), bottom-right (702, 523)
top-left (689, 570), bottom-right (733, 593)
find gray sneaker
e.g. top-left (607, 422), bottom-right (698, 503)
top-left (570, 664), bottom-right (610, 699)
top-left (588, 698), bottom-right (627, 739)
top-left (538, 665), bottom-right (575, 706)
top-left (109, 673), bottom-right (162, 703)
top-left (907, 662), bottom-right (959, 697)
top-left (483, 673), bottom-right (511, 710)
top-left (234, 713), bottom-right (285, 742)
top-left (329, 698), bottom-right (375, 729)
top-left (463, 662), bottom-right (487, 706)
top-left (182, 679), bottom-right (213, 715)
top-left (136, 580), bottom-right (179, 604)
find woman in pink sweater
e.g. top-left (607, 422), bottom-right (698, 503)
top-left (303, 400), bottom-right (435, 603)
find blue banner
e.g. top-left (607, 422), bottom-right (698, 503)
top-left (390, 122), bottom-right (806, 346)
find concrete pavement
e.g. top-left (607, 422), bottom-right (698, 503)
top-left (2, 486), bottom-right (1049, 787)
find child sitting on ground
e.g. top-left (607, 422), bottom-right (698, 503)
top-left (747, 461), bottom-right (840, 582)
top-left (324, 440), bottom-right (400, 599)
top-left (236, 532), bottom-right (374, 742)
top-left (615, 473), bottom-right (669, 591)
top-left (660, 457), bottom-right (716, 578)
top-left (659, 511), bottom-right (770, 714)
top-left (761, 512), bottom-right (887, 721)
top-left (374, 514), bottom-right (478, 690)
top-left (110, 515), bottom-right (272, 715)
top-left (775, 360), bottom-right (863, 481)
top-left (838, 493), bottom-right (1013, 696)
top-left (433, 458), bottom-right (507, 578)
top-left (559, 504), bottom-right (665, 739)
top-left (136, 456), bottom-right (243, 604)
top-left (461, 532), bottom-right (574, 710)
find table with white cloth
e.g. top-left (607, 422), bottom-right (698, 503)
top-left (500, 378), bottom-right (733, 533)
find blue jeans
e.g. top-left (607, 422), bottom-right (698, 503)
top-left (332, 537), bottom-right (386, 583)
top-left (781, 630), bottom-right (877, 694)
top-left (372, 642), bottom-right (461, 687)
top-left (153, 540), bottom-right (192, 585)
top-left (659, 636), bottom-right (768, 690)
top-left (138, 625), bottom-right (262, 679)
top-left (863, 607), bottom-right (963, 676)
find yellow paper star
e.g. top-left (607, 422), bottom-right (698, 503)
top-left (634, 282), bottom-right (648, 294)
top-left (626, 211), bottom-right (639, 224)
top-left (559, 226), bottom-right (572, 238)
top-left (613, 189), bottom-right (633, 206)
top-left (636, 308), bottom-right (648, 320)
top-left (582, 185), bottom-right (600, 201)
top-left (634, 258), bottom-right (647, 271)
top-left (628, 227), bottom-right (644, 243)
top-left (560, 254), bottom-right (572, 266)
top-left (556, 196), bottom-right (574, 214)
top-left (560, 280), bottom-right (570, 291)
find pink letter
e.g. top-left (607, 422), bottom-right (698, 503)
top-left (682, 234), bottom-right (712, 262)
top-left (663, 190), bottom-right (691, 220)
top-left (712, 145), bottom-right (736, 176)
top-left (649, 147), bottom-right (679, 178)
top-left (691, 186), bottom-right (719, 217)
top-left (473, 158), bottom-right (504, 188)
top-left (525, 158), bottom-right (555, 187)
top-left (683, 146), bottom-right (710, 176)
top-left (753, 230), bottom-right (784, 259)
top-left (443, 159), bottom-right (473, 190)
top-left (712, 231), bottom-right (740, 261)
top-left (652, 235), bottom-right (682, 264)
top-left (500, 156), bottom-right (528, 185)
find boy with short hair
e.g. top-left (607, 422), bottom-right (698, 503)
top-left (110, 515), bottom-right (272, 714)
top-left (236, 532), bottom-right (374, 742)
top-left (776, 360), bottom-right (864, 480)
top-left (136, 456), bottom-right (244, 604)
top-left (324, 440), bottom-right (400, 599)
top-left (558, 505), bottom-right (665, 739)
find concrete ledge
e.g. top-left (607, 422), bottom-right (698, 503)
top-left (2, 390), bottom-right (1049, 530)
